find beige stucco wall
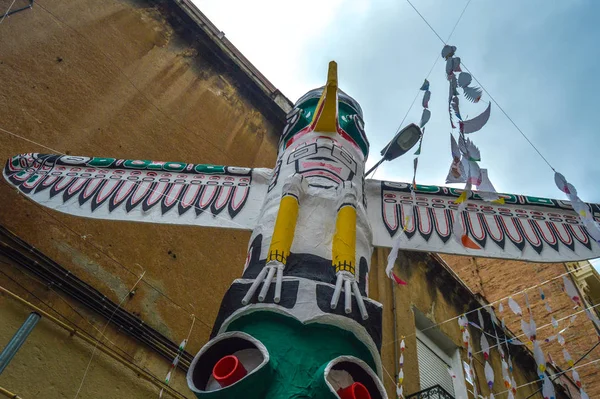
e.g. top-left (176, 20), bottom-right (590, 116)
top-left (0, 293), bottom-right (192, 398)
top-left (0, 0), bottom-right (279, 397)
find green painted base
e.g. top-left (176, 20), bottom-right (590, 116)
top-left (190, 311), bottom-right (381, 398)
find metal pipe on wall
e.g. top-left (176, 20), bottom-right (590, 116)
top-left (0, 226), bottom-right (193, 369)
top-left (0, 312), bottom-right (40, 375)
top-left (0, 285), bottom-right (187, 399)
top-left (0, 385), bottom-right (24, 399)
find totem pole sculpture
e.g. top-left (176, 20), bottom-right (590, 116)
top-left (4, 62), bottom-right (600, 399)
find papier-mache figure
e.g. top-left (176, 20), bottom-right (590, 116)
top-left (5, 62), bottom-right (600, 398)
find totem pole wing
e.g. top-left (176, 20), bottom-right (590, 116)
top-left (3, 154), bottom-right (272, 230)
top-left (366, 179), bottom-right (600, 262)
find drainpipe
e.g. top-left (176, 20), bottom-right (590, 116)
top-left (0, 312), bottom-right (41, 375)
top-left (0, 386), bottom-right (24, 399)
top-left (391, 279), bottom-right (398, 383)
top-left (0, 286), bottom-right (187, 399)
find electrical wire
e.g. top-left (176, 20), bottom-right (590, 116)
top-left (1, 235), bottom-right (199, 367)
top-left (0, 267), bottom-right (145, 371)
top-left (0, 0), bottom-right (17, 25)
top-left (496, 357), bottom-right (600, 398)
top-left (370, 0), bottom-right (471, 180)
top-left (381, 262), bottom-right (595, 347)
top-left (404, 0), bottom-right (557, 174)
top-left (473, 302), bottom-right (600, 354)
top-left (1, 228), bottom-right (203, 366)
top-left (0, 177), bottom-right (209, 330)
top-left (0, 272), bottom-right (188, 398)
top-left (0, 261), bottom-right (141, 365)
top-left (74, 270), bottom-right (145, 398)
top-left (0, 242), bottom-right (197, 368)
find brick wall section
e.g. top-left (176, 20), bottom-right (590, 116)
top-left (443, 255), bottom-right (600, 398)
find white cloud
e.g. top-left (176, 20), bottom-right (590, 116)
top-left (195, 0), bottom-right (600, 203)
top-left (194, 0), bottom-right (348, 98)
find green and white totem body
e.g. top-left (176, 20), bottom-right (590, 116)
top-left (186, 63), bottom-right (389, 399)
top-left (5, 62), bottom-right (600, 399)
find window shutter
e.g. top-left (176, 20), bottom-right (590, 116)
top-left (416, 337), bottom-right (456, 396)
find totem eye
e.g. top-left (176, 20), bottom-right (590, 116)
top-left (187, 332), bottom-right (269, 395)
top-left (324, 357), bottom-right (386, 399)
top-left (337, 382), bottom-right (371, 399)
top-left (211, 355), bottom-right (247, 388)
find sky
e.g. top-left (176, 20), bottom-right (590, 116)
top-left (194, 0), bottom-right (600, 269)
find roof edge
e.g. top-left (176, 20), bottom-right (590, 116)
top-left (172, 0), bottom-right (293, 120)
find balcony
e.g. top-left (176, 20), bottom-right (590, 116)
top-left (406, 385), bottom-right (455, 399)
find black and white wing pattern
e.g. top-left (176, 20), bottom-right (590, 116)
top-left (3, 154), bottom-right (272, 230)
top-left (366, 180), bottom-right (600, 262)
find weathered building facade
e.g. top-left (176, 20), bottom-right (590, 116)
top-left (0, 1), bottom-right (595, 398)
top-left (0, 1), bottom-right (287, 397)
top-left (444, 256), bottom-right (600, 398)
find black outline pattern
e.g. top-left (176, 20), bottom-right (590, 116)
top-left (379, 181), bottom-right (598, 256)
top-left (4, 153), bottom-right (254, 220)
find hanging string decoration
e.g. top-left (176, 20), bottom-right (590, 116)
top-left (542, 373), bottom-right (556, 399)
top-left (159, 339), bottom-right (188, 398)
top-left (475, 310), bottom-right (495, 398)
top-left (396, 339), bottom-right (405, 398)
top-left (540, 287), bottom-right (552, 312)
top-left (458, 315), bottom-right (478, 399)
top-left (554, 172), bottom-right (600, 244)
top-left (538, 285), bottom-right (587, 394)
top-left (484, 361), bottom-right (495, 399)
top-left (488, 306), bottom-right (514, 394)
top-left (507, 297), bottom-right (522, 316)
top-left (562, 275), bottom-right (581, 307)
top-left (384, 79), bottom-right (432, 287)
top-left (498, 304), bottom-right (518, 399)
top-left (411, 80), bottom-right (432, 195)
top-left (583, 308), bottom-right (600, 340)
top-left (516, 292), bottom-right (546, 378)
top-left (571, 368), bottom-right (589, 399)
top-left (415, 79), bottom-right (431, 159)
top-left (441, 44), bottom-right (500, 250)
top-left (563, 348), bottom-right (573, 368)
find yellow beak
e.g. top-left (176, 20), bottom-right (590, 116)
top-left (311, 61), bottom-right (339, 133)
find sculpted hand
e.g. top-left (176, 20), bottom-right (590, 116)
top-left (241, 260), bottom-right (285, 305)
top-left (330, 271), bottom-right (368, 320)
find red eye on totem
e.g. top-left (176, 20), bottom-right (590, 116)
top-left (338, 381), bottom-right (371, 399)
top-left (324, 357), bottom-right (386, 399)
top-left (212, 355), bottom-right (248, 387)
top-left (187, 332), bottom-right (269, 395)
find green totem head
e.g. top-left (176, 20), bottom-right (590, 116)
top-left (279, 86), bottom-right (369, 159)
top-left (187, 310), bottom-right (386, 399)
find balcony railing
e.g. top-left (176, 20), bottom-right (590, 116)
top-left (406, 385), bottom-right (455, 399)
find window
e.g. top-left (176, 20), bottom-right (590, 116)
top-left (416, 333), bottom-right (456, 396)
top-left (414, 309), bottom-right (468, 399)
